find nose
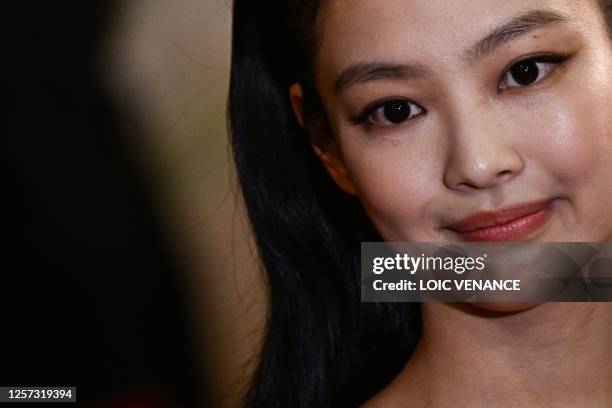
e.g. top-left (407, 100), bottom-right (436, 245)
top-left (443, 104), bottom-right (524, 191)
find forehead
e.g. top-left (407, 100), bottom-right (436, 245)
top-left (314, 0), bottom-right (596, 87)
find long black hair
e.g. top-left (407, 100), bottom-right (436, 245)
top-left (228, 1), bottom-right (420, 406)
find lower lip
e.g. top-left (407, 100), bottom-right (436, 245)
top-left (453, 205), bottom-right (554, 242)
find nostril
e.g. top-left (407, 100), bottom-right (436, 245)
top-left (497, 170), bottom-right (513, 180)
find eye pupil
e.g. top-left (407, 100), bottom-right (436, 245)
top-left (510, 60), bottom-right (539, 85)
top-left (383, 100), bottom-right (411, 123)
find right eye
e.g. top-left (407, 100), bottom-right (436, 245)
top-left (355, 99), bottom-right (425, 127)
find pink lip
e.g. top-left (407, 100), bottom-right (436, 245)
top-left (447, 199), bottom-right (555, 242)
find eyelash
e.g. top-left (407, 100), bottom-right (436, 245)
top-left (351, 53), bottom-right (570, 128)
top-left (498, 53), bottom-right (570, 90)
top-left (350, 98), bottom-right (424, 127)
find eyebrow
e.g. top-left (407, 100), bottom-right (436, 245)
top-left (334, 62), bottom-right (430, 92)
top-left (334, 9), bottom-right (568, 93)
top-left (470, 9), bottom-right (568, 61)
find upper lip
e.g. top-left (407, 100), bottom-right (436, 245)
top-left (447, 198), bottom-right (552, 233)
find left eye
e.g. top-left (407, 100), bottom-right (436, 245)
top-left (499, 56), bottom-right (564, 90)
top-left (366, 99), bottom-right (424, 127)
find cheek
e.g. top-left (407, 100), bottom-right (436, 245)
top-left (549, 50), bottom-right (612, 182)
top-left (561, 82), bottom-right (612, 236)
top-left (516, 77), bottom-right (612, 238)
top-left (526, 100), bottom-right (605, 184)
top-left (536, 86), bottom-right (612, 184)
top-left (338, 134), bottom-right (444, 241)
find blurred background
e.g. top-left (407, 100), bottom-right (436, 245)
top-left (11, 0), bottom-right (263, 406)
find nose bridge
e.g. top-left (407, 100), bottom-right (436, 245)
top-left (443, 93), bottom-right (524, 191)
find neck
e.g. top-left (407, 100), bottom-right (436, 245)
top-left (380, 303), bottom-right (612, 407)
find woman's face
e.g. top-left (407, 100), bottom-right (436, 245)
top-left (298, 0), bottom-right (612, 242)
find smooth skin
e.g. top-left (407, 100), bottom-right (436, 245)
top-left (290, 0), bottom-right (612, 406)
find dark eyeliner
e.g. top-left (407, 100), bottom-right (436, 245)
top-left (498, 52), bottom-right (571, 86)
top-left (350, 98), bottom-right (421, 126)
